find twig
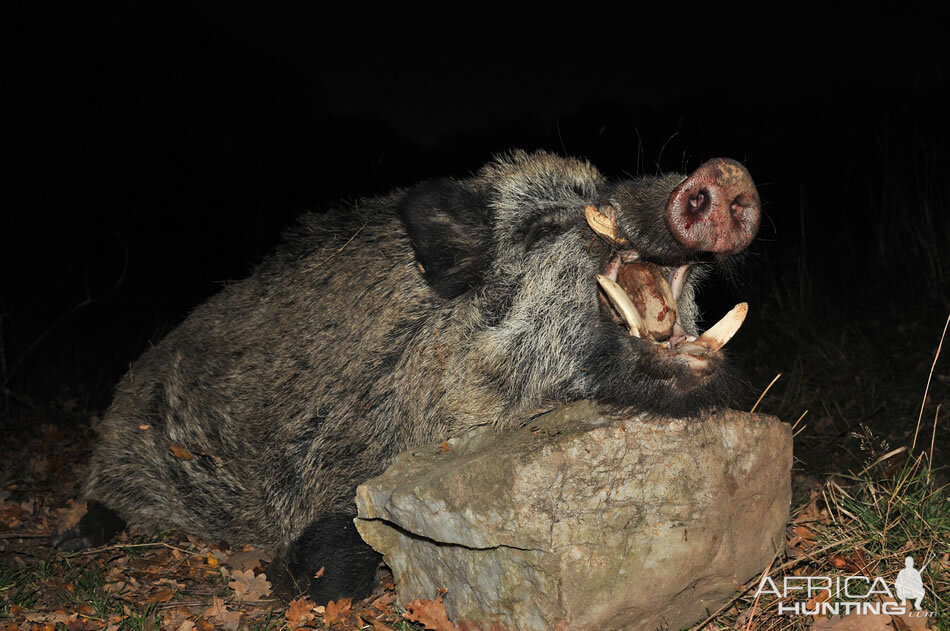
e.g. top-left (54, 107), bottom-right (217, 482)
top-left (155, 598), bottom-right (278, 610)
top-left (791, 410), bottom-right (808, 431)
top-left (857, 445), bottom-right (908, 476)
top-left (64, 541), bottom-right (193, 557)
top-left (913, 313), bottom-right (949, 451)
top-left (929, 404), bottom-right (941, 475)
top-left (0, 532), bottom-right (50, 539)
top-left (318, 223), bottom-right (367, 265)
top-left (743, 554), bottom-right (776, 631)
top-left (750, 373), bottom-right (781, 413)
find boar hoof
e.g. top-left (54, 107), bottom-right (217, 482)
top-left (271, 513), bottom-right (381, 604)
top-left (52, 501), bottom-right (126, 552)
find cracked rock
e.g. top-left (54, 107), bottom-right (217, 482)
top-left (355, 401), bottom-right (792, 630)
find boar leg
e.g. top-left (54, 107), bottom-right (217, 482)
top-left (52, 501), bottom-right (126, 552)
top-left (271, 512), bottom-right (381, 604)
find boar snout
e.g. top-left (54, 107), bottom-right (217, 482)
top-left (666, 158), bottom-right (760, 255)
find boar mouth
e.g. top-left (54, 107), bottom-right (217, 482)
top-left (595, 252), bottom-right (747, 375)
top-left (584, 203), bottom-right (748, 374)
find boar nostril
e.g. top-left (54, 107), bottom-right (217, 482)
top-left (666, 158), bottom-right (761, 254)
top-left (687, 191), bottom-right (709, 215)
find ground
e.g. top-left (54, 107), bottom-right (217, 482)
top-left (1, 307), bottom-right (947, 629)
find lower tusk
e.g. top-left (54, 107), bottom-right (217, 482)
top-left (596, 274), bottom-right (644, 338)
top-left (696, 302), bottom-right (748, 352)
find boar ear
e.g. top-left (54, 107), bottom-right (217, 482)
top-left (398, 178), bottom-right (493, 299)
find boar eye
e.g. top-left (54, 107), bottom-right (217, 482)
top-left (525, 221), bottom-right (570, 251)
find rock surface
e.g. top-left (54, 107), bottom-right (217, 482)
top-left (355, 401), bottom-right (792, 631)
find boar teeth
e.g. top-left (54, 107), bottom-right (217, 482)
top-left (696, 302), bottom-right (748, 352)
top-left (596, 274), bottom-right (644, 338)
top-left (585, 205), bottom-right (627, 244)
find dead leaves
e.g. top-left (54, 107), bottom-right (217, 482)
top-left (403, 595), bottom-right (456, 631)
top-left (227, 568), bottom-right (272, 601)
top-left (827, 549), bottom-right (871, 575)
top-left (786, 488), bottom-right (832, 558)
top-left (203, 596), bottom-right (243, 630)
top-left (323, 597), bottom-right (353, 626)
top-left (169, 443), bottom-right (225, 467)
top-left (144, 586), bottom-right (175, 603)
top-left (226, 543), bottom-right (273, 572)
top-left (55, 498), bottom-right (87, 533)
top-left (169, 443), bottom-right (195, 460)
top-left (285, 597), bottom-right (319, 629)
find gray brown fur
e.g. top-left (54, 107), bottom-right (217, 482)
top-left (82, 150), bottom-right (743, 551)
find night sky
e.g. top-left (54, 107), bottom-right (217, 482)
top-left (4, 6), bottom-right (948, 413)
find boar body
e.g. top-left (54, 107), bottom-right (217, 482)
top-left (57, 151), bottom-right (760, 602)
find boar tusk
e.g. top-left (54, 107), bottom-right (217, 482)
top-left (585, 205), bottom-right (627, 244)
top-left (696, 302), bottom-right (748, 352)
top-left (596, 274), bottom-right (644, 338)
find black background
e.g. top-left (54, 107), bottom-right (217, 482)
top-left (4, 6), bottom-right (948, 427)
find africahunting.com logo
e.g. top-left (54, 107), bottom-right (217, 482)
top-left (755, 555), bottom-right (935, 616)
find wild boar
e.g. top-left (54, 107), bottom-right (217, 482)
top-left (55, 150), bottom-right (761, 603)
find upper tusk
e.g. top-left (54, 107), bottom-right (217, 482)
top-left (585, 205), bottom-right (626, 244)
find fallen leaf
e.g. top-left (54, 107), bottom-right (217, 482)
top-left (206, 551), bottom-right (219, 568)
top-left (25, 613), bottom-right (72, 624)
top-left (227, 545), bottom-right (272, 571)
top-left (285, 597), bottom-right (317, 629)
top-left (170, 444), bottom-right (194, 460)
top-left (884, 597), bottom-right (937, 631)
top-left (103, 580), bottom-right (128, 593)
top-left (203, 596), bottom-right (243, 631)
top-left (57, 500), bottom-right (88, 533)
top-left (194, 618), bottom-right (214, 631)
top-left (203, 596), bottom-right (228, 617)
top-left (146, 587), bottom-right (175, 603)
top-left (228, 568), bottom-right (271, 600)
top-left (828, 553), bottom-right (859, 571)
top-left (806, 589), bottom-right (831, 611)
top-left (793, 524), bottom-right (817, 542)
top-left (849, 549), bottom-right (870, 575)
top-left (209, 545), bottom-right (230, 563)
top-left (161, 606), bottom-right (194, 630)
top-left (67, 616), bottom-right (100, 631)
top-left (404, 598), bottom-right (455, 631)
top-left (372, 591), bottom-right (396, 612)
top-left (323, 597), bottom-right (353, 626)
top-left (893, 617), bottom-right (912, 631)
top-left (156, 577), bottom-right (185, 590)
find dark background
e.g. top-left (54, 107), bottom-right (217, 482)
top-left (4, 7), bottom-right (948, 469)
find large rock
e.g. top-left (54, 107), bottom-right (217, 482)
top-left (355, 402), bottom-right (792, 631)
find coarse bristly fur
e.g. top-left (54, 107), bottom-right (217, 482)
top-left (58, 150), bottom-right (754, 603)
